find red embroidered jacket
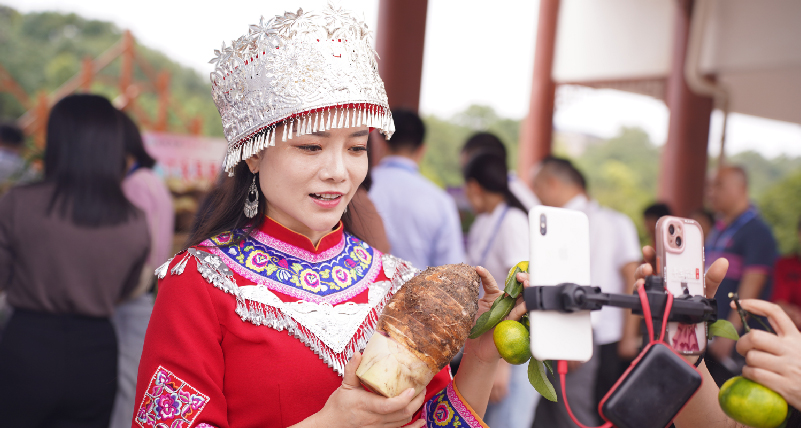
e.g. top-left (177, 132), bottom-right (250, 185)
top-left (133, 218), bottom-right (487, 428)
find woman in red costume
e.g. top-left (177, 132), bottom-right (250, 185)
top-left (133, 5), bottom-right (526, 428)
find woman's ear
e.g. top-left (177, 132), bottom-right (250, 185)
top-left (244, 150), bottom-right (264, 174)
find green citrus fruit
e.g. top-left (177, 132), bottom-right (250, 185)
top-left (493, 320), bottom-right (531, 365)
top-left (718, 376), bottom-right (787, 428)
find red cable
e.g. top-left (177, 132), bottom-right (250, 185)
top-left (556, 286), bottom-right (674, 428)
top-left (558, 360), bottom-right (612, 428)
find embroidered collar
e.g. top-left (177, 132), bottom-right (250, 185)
top-left (204, 217), bottom-right (382, 305)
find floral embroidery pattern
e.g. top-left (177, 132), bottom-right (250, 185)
top-left (135, 366), bottom-right (210, 428)
top-left (433, 401), bottom-right (455, 426)
top-left (205, 229), bottom-right (381, 304)
top-left (424, 382), bottom-right (488, 428)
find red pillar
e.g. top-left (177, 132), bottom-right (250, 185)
top-left (658, 0), bottom-right (714, 217)
top-left (375, 0), bottom-right (428, 112)
top-left (518, 0), bottom-right (560, 182)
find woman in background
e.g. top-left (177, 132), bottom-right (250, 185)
top-left (463, 152), bottom-right (536, 428)
top-left (0, 94), bottom-right (150, 427)
top-left (109, 111), bottom-right (174, 428)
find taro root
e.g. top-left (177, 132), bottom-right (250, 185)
top-left (357, 263), bottom-right (480, 397)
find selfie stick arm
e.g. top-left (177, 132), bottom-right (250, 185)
top-left (523, 275), bottom-right (717, 329)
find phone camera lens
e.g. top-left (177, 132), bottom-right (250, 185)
top-left (675, 236), bottom-right (682, 246)
top-left (668, 224), bottom-right (675, 235)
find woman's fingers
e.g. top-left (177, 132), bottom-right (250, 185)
top-left (736, 329), bottom-right (785, 357)
top-left (368, 388), bottom-right (419, 415)
top-left (737, 299), bottom-right (799, 337)
top-left (506, 296), bottom-right (527, 321)
top-left (642, 246), bottom-right (656, 268)
top-left (341, 352), bottom-right (363, 390)
top-left (744, 349), bottom-right (783, 370)
top-left (741, 365), bottom-right (789, 397)
top-left (385, 390), bottom-right (426, 423)
top-left (516, 272), bottom-right (530, 288)
top-left (704, 258), bottom-right (729, 299)
top-left (476, 266), bottom-right (500, 295)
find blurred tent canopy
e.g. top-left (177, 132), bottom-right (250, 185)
top-left (552, 0), bottom-right (801, 126)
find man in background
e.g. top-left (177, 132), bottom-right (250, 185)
top-left (531, 157), bottom-right (640, 428)
top-left (369, 110), bottom-right (464, 268)
top-left (642, 202), bottom-right (672, 247)
top-left (706, 166), bottom-right (778, 383)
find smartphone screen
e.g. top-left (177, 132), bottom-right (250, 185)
top-left (655, 216), bottom-right (707, 355)
top-left (528, 206), bottom-right (594, 362)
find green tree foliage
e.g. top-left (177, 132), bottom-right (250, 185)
top-left (759, 171), bottom-right (801, 255)
top-left (420, 105), bottom-right (520, 187)
top-left (0, 6), bottom-right (223, 136)
top-left (572, 127), bottom-right (661, 243)
top-left (713, 151), bottom-right (801, 201)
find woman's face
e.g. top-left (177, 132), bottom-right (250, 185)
top-left (245, 121), bottom-right (369, 241)
top-left (464, 180), bottom-right (486, 214)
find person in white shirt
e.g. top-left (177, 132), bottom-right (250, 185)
top-left (369, 110), bottom-right (465, 268)
top-left (464, 152), bottom-right (537, 428)
top-left (531, 157), bottom-right (640, 428)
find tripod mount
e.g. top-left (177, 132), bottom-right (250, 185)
top-left (523, 275), bottom-right (717, 340)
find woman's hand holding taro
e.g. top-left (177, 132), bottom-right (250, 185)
top-left (463, 267), bottom-right (530, 363)
top-left (310, 352), bottom-right (426, 428)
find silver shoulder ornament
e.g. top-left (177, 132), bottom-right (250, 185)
top-left (154, 249), bottom-right (418, 376)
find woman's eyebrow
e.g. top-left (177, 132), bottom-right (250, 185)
top-left (350, 129), bottom-right (369, 137)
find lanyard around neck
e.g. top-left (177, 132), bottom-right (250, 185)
top-left (708, 207), bottom-right (757, 251)
top-left (478, 205), bottom-right (510, 266)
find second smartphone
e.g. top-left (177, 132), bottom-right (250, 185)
top-left (654, 216), bottom-right (707, 355)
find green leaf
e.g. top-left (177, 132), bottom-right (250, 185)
top-left (528, 359), bottom-right (557, 402)
top-left (709, 320), bottom-right (740, 341)
top-left (504, 266), bottom-right (523, 298)
top-left (468, 296), bottom-right (515, 339)
top-left (543, 360), bottom-right (554, 376)
top-left (469, 311), bottom-right (492, 339)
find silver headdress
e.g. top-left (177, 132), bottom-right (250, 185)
top-left (209, 4), bottom-right (395, 175)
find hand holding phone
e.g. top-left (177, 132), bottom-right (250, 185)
top-left (655, 216), bottom-right (707, 355)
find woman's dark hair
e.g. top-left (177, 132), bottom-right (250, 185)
top-left (187, 161), bottom-right (366, 248)
top-left (119, 111), bottom-right (156, 169)
top-left (463, 152), bottom-right (527, 214)
top-left (44, 94), bottom-right (136, 227)
top-left (643, 202), bottom-right (672, 219)
top-left (461, 132), bottom-right (507, 162)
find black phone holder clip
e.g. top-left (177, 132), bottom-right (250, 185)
top-left (523, 275), bottom-right (718, 336)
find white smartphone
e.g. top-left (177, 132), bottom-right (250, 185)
top-left (528, 206), bottom-right (594, 362)
top-left (655, 216), bottom-right (707, 355)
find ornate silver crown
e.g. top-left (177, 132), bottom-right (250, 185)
top-left (209, 4), bottom-right (394, 175)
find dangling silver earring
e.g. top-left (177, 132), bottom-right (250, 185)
top-left (244, 175), bottom-right (259, 218)
top-left (344, 204), bottom-right (348, 213)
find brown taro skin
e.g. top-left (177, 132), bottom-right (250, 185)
top-left (377, 263), bottom-right (480, 374)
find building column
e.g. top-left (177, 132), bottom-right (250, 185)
top-left (375, 0), bottom-right (428, 112)
top-left (518, 0), bottom-right (561, 182)
top-left (658, 0), bottom-right (714, 217)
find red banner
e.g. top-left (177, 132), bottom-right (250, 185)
top-left (142, 132), bottom-right (227, 184)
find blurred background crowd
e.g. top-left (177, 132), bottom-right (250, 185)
top-left (1, 1), bottom-right (800, 427)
